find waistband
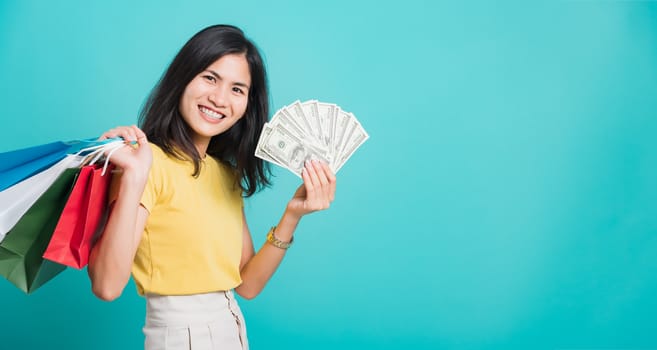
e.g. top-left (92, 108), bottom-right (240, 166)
top-left (145, 290), bottom-right (239, 327)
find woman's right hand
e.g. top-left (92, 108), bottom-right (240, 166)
top-left (99, 125), bottom-right (152, 178)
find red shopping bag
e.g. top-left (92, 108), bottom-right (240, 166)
top-left (42, 164), bottom-right (113, 269)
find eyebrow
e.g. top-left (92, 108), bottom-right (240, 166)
top-left (206, 69), bottom-right (250, 89)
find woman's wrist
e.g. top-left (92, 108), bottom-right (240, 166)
top-left (119, 167), bottom-right (149, 187)
top-left (274, 210), bottom-right (301, 242)
top-left (282, 206), bottom-right (303, 223)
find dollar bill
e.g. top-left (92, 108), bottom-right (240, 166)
top-left (332, 108), bottom-right (353, 161)
top-left (255, 123), bottom-right (287, 168)
top-left (300, 100), bottom-right (323, 146)
top-left (308, 100), bottom-right (336, 150)
top-left (286, 101), bottom-right (316, 142)
top-left (334, 119), bottom-right (369, 172)
top-left (271, 107), bottom-right (306, 139)
top-left (260, 122), bottom-right (329, 176)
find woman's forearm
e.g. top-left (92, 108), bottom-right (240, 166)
top-left (235, 211), bottom-right (301, 299)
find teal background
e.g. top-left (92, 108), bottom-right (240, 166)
top-left (1, 0), bottom-right (656, 349)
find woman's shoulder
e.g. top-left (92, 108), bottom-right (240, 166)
top-left (146, 142), bottom-right (179, 172)
top-left (147, 142), bottom-right (166, 157)
top-left (147, 142), bottom-right (179, 164)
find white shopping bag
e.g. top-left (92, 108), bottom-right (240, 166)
top-left (0, 154), bottom-right (85, 242)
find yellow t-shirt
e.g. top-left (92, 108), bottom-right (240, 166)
top-left (119, 143), bottom-right (244, 296)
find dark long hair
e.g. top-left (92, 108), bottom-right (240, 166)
top-left (139, 24), bottom-right (271, 197)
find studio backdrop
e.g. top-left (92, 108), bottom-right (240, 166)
top-left (1, 1), bottom-right (656, 349)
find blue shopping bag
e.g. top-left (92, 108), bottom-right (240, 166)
top-left (0, 138), bottom-right (119, 191)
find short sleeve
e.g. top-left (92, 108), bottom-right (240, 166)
top-left (139, 143), bottom-right (164, 213)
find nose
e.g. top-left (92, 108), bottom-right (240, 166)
top-left (208, 87), bottom-right (228, 107)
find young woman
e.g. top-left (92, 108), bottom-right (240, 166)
top-left (88, 24), bottom-right (336, 350)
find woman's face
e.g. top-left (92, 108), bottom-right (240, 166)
top-left (179, 53), bottom-right (251, 154)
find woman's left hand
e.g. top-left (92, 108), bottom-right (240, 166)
top-left (286, 159), bottom-right (336, 219)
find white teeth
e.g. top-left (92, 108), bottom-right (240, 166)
top-left (200, 106), bottom-right (225, 119)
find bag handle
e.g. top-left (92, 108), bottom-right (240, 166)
top-left (80, 138), bottom-right (137, 176)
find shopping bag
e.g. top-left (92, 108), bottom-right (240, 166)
top-left (0, 167), bottom-right (80, 293)
top-left (0, 140), bottom-right (81, 191)
top-left (0, 138), bottom-right (123, 191)
top-left (43, 164), bottom-right (114, 269)
top-left (0, 155), bottom-right (86, 242)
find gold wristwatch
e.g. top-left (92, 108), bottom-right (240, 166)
top-left (266, 226), bottom-right (293, 249)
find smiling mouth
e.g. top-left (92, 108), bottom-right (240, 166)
top-left (199, 106), bottom-right (226, 120)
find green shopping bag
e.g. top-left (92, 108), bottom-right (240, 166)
top-left (0, 167), bottom-right (80, 293)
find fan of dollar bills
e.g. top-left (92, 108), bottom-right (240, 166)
top-left (255, 100), bottom-right (369, 177)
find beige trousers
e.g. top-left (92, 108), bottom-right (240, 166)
top-left (143, 291), bottom-right (248, 350)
